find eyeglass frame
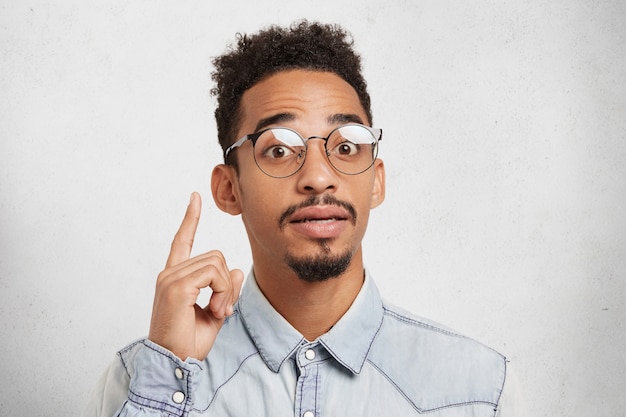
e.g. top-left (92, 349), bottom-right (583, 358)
top-left (223, 123), bottom-right (382, 178)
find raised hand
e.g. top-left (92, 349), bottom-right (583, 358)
top-left (148, 192), bottom-right (244, 360)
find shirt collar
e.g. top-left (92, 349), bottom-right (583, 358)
top-left (238, 269), bottom-right (384, 375)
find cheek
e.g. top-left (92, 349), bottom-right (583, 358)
top-left (353, 178), bottom-right (379, 233)
top-left (238, 177), bottom-right (285, 228)
top-left (352, 176), bottom-right (377, 207)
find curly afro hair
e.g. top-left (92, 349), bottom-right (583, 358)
top-left (211, 20), bottom-right (372, 161)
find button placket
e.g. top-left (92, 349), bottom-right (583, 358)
top-left (298, 343), bottom-right (323, 366)
top-left (295, 343), bottom-right (322, 417)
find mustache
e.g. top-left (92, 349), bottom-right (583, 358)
top-left (279, 194), bottom-right (357, 229)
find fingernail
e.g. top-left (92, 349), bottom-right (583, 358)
top-left (189, 192), bottom-right (195, 203)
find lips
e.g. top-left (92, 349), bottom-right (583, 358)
top-left (289, 206), bottom-right (350, 223)
top-left (286, 205), bottom-right (352, 239)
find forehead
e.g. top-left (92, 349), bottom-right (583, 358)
top-left (238, 70), bottom-right (368, 135)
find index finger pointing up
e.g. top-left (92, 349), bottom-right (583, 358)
top-left (166, 192), bottom-right (202, 268)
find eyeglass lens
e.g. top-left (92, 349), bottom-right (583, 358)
top-left (253, 125), bottom-right (378, 178)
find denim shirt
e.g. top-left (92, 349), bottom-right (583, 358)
top-left (84, 272), bottom-right (514, 417)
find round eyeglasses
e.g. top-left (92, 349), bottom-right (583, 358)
top-left (224, 123), bottom-right (382, 178)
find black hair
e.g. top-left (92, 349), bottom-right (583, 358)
top-left (211, 20), bottom-right (372, 162)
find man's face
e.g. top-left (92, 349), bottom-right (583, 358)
top-left (218, 69), bottom-right (385, 281)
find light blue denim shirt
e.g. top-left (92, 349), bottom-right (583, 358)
top-left (84, 272), bottom-right (517, 417)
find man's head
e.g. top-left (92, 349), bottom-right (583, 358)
top-left (210, 22), bottom-right (385, 284)
top-left (211, 20), bottom-right (372, 160)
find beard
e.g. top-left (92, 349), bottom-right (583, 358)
top-left (284, 243), bottom-right (353, 282)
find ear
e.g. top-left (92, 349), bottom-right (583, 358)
top-left (211, 164), bottom-right (242, 215)
top-left (370, 158), bottom-right (386, 209)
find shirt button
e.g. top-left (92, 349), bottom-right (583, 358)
top-left (175, 368), bottom-right (184, 379)
top-left (305, 349), bottom-right (316, 360)
top-left (172, 391), bottom-right (185, 404)
top-left (303, 411), bottom-right (315, 417)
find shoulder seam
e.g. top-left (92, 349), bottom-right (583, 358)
top-left (382, 306), bottom-right (505, 358)
top-left (383, 306), bottom-right (465, 338)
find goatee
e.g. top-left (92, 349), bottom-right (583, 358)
top-left (279, 194), bottom-right (357, 282)
top-left (284, 246), bottom-right (353, 282)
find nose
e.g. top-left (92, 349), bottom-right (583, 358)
top-left (295, 139), bottom-right (339, 194)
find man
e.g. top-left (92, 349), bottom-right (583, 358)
top-left (84, 21), bottom-right (516, 416)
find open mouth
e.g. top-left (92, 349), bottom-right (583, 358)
top-left (288, 206), bottom-right (351, 224)
top-left (286, 206), bottom-right (351, 239)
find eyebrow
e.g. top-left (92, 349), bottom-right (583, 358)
top-left (327, 113), bottom-right (365, 125)
top-left (254, 113), bottom-right (295, 132)
top-left (254, 112), bottom-right (365, 133)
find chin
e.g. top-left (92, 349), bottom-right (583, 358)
top-left (284, 248), bottom-right (353, 283)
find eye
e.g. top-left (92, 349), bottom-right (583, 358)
top-left (332, 141), bottom-right (359, 157)
top-left (263, 145), bottom-right (296, 159)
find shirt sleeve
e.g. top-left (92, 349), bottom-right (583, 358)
top-left (495, 361), bottom-right (526, 417)
top-left (81, 339), bottom-right (205, 417)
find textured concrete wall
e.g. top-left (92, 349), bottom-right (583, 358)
top-left (1, 1), bottom-right (625, 415)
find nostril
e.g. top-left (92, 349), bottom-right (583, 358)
top-left (304, 184), bottom-right (335, 191)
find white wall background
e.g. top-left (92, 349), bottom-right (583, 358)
top-left (1, 1), bottom-right (625, 415)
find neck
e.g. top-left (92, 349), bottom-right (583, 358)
top-left (253, 249), bottom-right (365, 341)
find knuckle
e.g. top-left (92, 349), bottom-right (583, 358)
top-left (166, 278), bottom-right (199, 300)
top-left (202, 263), bottom-right (225, 281)
top-left (205, 249), bottom-right (225, 261)
top-left (155, 270), bottom-right (170, 286)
